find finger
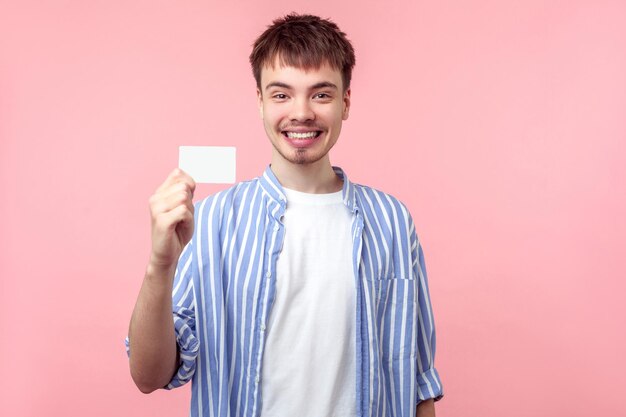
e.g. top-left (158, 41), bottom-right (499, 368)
top-left (150, 182), bottom-right (195, 217)
top-left (175, 207), bottom-right (195, 244)
top-left (154, 169), bottom-right (181, 194)
top-left (155, 168), bottom-right (196, 196)
top-left (153, 203), bottom-right (194, 236)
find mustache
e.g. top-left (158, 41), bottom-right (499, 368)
top-left (279, 122), bottom-right (325, 131)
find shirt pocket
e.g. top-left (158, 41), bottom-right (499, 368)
top-left (365, 276), bottom-right (418, 361)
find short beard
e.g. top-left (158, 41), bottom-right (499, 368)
top-left (274, 145), bottom-right (324, 165)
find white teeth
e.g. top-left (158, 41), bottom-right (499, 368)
top-left (286, 131), bottom-right (318, 139)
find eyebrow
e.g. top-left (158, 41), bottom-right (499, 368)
top-left (264, 81), bottom-right (339, 91)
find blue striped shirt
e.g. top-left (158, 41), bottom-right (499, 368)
top-left (127, 166), bottom-right (443, 416)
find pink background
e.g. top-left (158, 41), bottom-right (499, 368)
top-left (1, 1), bottom-right (625, 416)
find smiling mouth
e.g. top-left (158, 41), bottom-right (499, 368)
top-left (282, 131), bottom-right (322, 139)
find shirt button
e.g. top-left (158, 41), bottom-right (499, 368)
top-left (255, 375), bottom-right (260, 384)
top-left (274, 225), bottom-right (279, 232)
top-left (265, 271), bottom-right (271, 278)
top-left (260, 324), bottom-right (266, 331)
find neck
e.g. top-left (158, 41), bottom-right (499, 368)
top-left (270, 155), bottom-right (342, 194)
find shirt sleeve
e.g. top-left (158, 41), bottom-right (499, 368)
top-left (411, 223), bottom-right (444, 404)
top-left (125, 242), bottom-right (200, 389)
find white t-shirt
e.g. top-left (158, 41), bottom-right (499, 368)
top-left (260, 187), bottom-right (356, 417)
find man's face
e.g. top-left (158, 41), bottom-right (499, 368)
top-left (257, 59), bottom-right (350, 168)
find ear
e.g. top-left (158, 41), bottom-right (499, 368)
top-left (257, 88), bottom-right (264, 119)
top-left (342, 88), bottom-right (351, 121)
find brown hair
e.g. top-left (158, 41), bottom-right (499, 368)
top-left (249, 13), bottom-right (356, 91)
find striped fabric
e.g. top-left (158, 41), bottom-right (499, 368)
top-left (126, 166), bottom-right (443, 417)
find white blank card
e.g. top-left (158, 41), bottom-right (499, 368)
top-left (179, 146), bottom-right (236, 184)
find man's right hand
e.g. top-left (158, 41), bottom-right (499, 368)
top-left (148, 168), bottom-right (196, 270)
top-left (128, 169), bottom-right (194, 393)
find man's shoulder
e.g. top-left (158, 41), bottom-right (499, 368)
top-left (352, 182), bottom-right (412, 221)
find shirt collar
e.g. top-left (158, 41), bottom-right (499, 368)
top-left (259, 165), bottom-right (358, 214)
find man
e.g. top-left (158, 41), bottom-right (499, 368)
top-left (127, 13), bottom-right (443, 417)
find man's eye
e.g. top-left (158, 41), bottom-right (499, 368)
top-left (273, 94), bottom-right (287, 99)
top-left (314, 93), bottom-right (330, 99)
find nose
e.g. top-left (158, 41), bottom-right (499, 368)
top-left (289, 97), bottom-right (315, 122)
